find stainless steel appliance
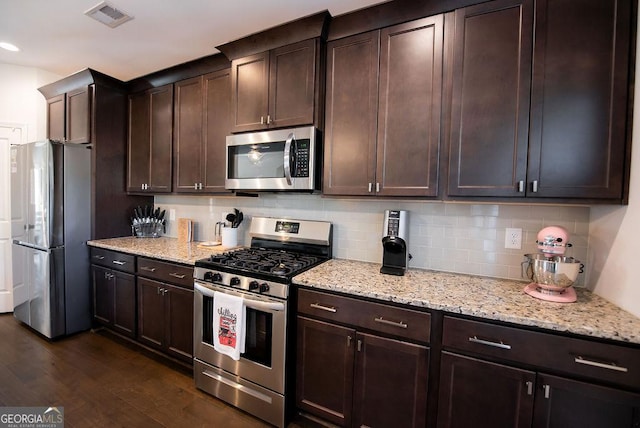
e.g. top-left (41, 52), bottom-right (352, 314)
top-left (381, 209), bottom-right (410, 276)
top-left (193, 216), bottom-right (332, 427)
top-left (11, 140), bottom-right (91, 338)
top-left (225, 126), bottom-right (319, 191)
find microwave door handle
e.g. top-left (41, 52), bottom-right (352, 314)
top-left (284, 133), bottom-right (294, 185)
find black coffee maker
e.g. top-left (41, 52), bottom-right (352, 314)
top-left (380, 210), bottom-right (410, 276)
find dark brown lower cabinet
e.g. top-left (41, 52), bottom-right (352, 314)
top-left (91, 264), bottom-right (136, 339)
top-left (437, 352), bottom-right (535, 428)
top-left (137, 277), bottom-right (194, 363)
top-left (533, 373), bottom-right (640, 428)
top-left (296, 316), bottom-right (429, 427)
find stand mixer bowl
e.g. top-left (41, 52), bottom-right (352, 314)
top-left (523, 253), bottom-right (582, 290)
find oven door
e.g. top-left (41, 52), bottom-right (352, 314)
top-left (194, 280), bottom-right (287, 393)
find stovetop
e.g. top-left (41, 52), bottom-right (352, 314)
top-left (195, 247), bottom-right (326, 280)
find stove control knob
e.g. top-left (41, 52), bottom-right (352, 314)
top-left (249, 281), bottom-right (260, 291)
top-left (204, 272), bottom-right (222, 283)
top-left (230, 277), bottom-right (241, 286)
top-left (259, 283), bottom-right (270, 293)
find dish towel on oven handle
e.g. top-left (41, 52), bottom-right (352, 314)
top-left (213, 291), bottom-right (246, 361)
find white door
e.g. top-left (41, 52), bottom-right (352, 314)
top-left (0, 124), bottom-right (26, 313)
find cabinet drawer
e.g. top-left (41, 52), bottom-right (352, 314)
top-left (443, 316), bottom-right (640, 390)
top-left (137, 257), bottom-right (194, 289)
top-left (297, 288), bottom-right (430, 343)
top-left (90, 247), bottom-right (135, 274)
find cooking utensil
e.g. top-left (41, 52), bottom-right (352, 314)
top-left (523, 254), bottom-right (583, 289)
top-left (226, 212), bottom-right (237, 227)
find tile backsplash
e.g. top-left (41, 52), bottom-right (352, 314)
top-left (154, 194), bottom-right (589, 285)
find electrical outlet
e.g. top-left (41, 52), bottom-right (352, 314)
top-left (169, 209), bottom-right (176, 221)
top-left (505, 228), bottom-right (522, 249)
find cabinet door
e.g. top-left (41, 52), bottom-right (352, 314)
top-left (47, 94), bottom-right (65, 142)
top-left (112, 271), bottom-right (136, 338)
top-left (323, 31), bottom-right (380, 196)
top-left (296, 316), bottom-right (356, 426)
top-left (203, 69), bottom-right (232, 193)
top-left (377, 16), bottom-right (443, 197)
top-left (437, 352), bottom-right (535, 428)
top-left (148, 85), bottom-right (173, 192)
top-left (66, 86), bottom-right (91, 144)
top-left (269, 39), bottom-right (317, 128)
top-left (174, 76), bottom-right (204, 192)
top-left (163, 283), bottom-right (194, 363)
top-left (127, 91), bottom-right (151, 192)
top-left (231, 52), bottom-right (269, 132)
top-left (527, 0), bottom-right (631, 199)
top-left (353, 332), bottom-right (429, 428)
top-left (447, 0), bottom-right (533, 197)
top-left (137, 277), bottom-right (166, 350)
top-left (532, 373), bottom-right (640, 428)
top-left (91, 265), bottom-right (113, 325)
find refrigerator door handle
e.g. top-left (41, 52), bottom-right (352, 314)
top-left (13, 240), bottom-right (49, 252)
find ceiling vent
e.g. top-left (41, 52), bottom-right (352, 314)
top-left (85, 1), bottom-right (134, 28)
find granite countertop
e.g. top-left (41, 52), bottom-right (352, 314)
top-left (293, 259), bottom-right (640, 346)
top-left (87, 236), bottom-right (235, 265)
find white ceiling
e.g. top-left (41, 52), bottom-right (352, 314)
top-left (0, 0), bottom-right (386, 82)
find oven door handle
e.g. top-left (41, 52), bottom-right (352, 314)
top-left (194, 282), bottom-right (285, 312)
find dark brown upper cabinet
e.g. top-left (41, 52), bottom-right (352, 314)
top-left (231, 39), bottom-right (320, 133)
top-left (127, 84), bottom-right (173, 193)
top-left (39, 69), bottom-right (152, 239)
top-left (173, 69), bottom-right (232, 193)
top-left (45, 86), bottom-right (91, 144)
top-left (324, 16), bottom-right (444, 197)
top-left (447, 0), bottom-right (632, 202)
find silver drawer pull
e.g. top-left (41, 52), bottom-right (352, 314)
top-left (93, 255), bottom-right (105, 260)
top-left (112, 260), bottom-right (126, 265)
top-left (169, 272), bottom-right (186, 279)
top-left (574, 356), bottom-right (628, 373)
top-left (468, 336), bottom-right (512, 350)
top-left (310, 303), bottom-right (337, 313)
top-left (140, 266), bottom-right (156, 272)
top-left (374, 317), bottom-right (407, 329)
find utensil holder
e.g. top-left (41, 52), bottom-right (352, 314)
top-left (221, 227), bottom-right (238, 247)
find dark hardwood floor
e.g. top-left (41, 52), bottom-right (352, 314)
top-left (0, 313), bottom-right (273, 427)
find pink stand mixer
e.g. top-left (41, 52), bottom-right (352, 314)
top-left (522, 226), bottom-right (583, 303)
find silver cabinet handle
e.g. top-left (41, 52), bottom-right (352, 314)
top-left (357, 339), bottom-right (362, 352)
top-left (169, 272), bottom-right (186, 279)
top-left (140, 266), bottom-right (156, 272)
top-left (376, 182), bottom-right (380, 193)
top-left (468, 336), bottom-right (512, 350)
top-left (374, 317), bottom-right (407, 329)
top-left (310, 303), bottom-right (337, 313)
top-left (368, 183), bottom-right (373, 193)
top-left (543, 384), bottom-right (551, 399)
top-left (260, 116), bottom-right (265, 125)
top-left (574, 356), bottom-right (628, 373)
top-left (157, 287), bottom-right (163, 295)
top-left (518, 180), bottom-right (525, 192)
top-left (532, 180), bottom-right (539, 192)
top-left (347, 336), bottom-right (352, 348)
top-left (266, 115), bottom-right (272, 125)
top-left (112, 260), bottom-right (126, 266)
top-left (194, 183), bottom-right (198, 190)
top-left (526, 381), bottom-right (533, 396)
top-left (93, 255), bottom-right (105, 260)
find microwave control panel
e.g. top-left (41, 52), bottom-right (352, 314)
top-left (294, 140), bottom-right (310, 177)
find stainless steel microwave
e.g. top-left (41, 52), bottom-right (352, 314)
top-left (225, 126), bottom-right (319, 191)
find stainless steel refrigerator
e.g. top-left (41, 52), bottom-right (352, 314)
top-left (11, 140), bottom-right (91, 339)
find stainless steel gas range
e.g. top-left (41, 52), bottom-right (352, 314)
top-left (193, 216), bottom-right (332, 427)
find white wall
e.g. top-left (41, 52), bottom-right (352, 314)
top-left (0, 63), bottom-right (61, 141)
top-left (588, 21), bottom-right (640, 318)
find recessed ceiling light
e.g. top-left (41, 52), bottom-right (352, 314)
top-left (0, 42), bottom-right (20, 52)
